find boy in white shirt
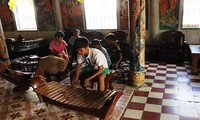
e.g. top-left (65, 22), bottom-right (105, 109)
top-left (71, 37), bottom-right (109, 91)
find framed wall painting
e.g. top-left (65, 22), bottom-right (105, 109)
top-left (159, 0), bottom-right (180, 30)
top-left (0, 0), bottom-right (15, 31)
top-left (60, 0), bottom-right (84, 29)
top-left (35, 0), bottom-right (56, 31)
top-left (120, 0), bottom-right (129, 30)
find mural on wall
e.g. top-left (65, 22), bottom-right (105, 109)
top-left (60, 0), bottom-right (84, 29)
top-left (35, 0), bottom-right (55, 31)
top-left (0, 0), bottom-right (15, 31)
top-left (159, 0), bottom-right (179, 30)
top-left (120, 0), bottom-right (129, 30)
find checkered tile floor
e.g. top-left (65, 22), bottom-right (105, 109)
top-left (120, 61), bottom-right (200, 120)
top-left (1, 60), bottom-right (200, 120)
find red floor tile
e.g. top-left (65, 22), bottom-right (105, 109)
top-left (161, 106), bottom-right (179, 115)
top-left (146, 98), bottom-right (162, 105)
top-left (133, 91), bottom-right (149, 97)
top-left (121, 117), bottom-right (140, 120)
top-left (165, 84), bottom-right (178, 89)
top-left (178, 75), bottom-right (189, 78)
top-left (145, 75), bottom-right (155, 79)
top-left (145, 83), bottom-right (153, 87)
top-left (127, 102), bottom-right (145, 110)
top-left (180, 116), bottom-right (199, 120)
top-left (149, 65), bottom-right (158, 67)
top-left (166, 77), bottom-right (178, 81)
top-left (166, 71), bottom-right (177, 74)
top-left (146, 70), bottom-right (157, 73)
top-left (163, 93), bottom-right (178, 99)
top-left (157, 68), bottom-right (167, 71)
top-left (151, 88), bottom-right (165, 93)
top-left (177, 69), bottom-right (187, 72)
top-left (142, 111), bottom-right (160, 120)
top-left (156, 73), bottom-right (166, 76)
top-left (154, 80), bottom-right (166, 84)
top-left (192, 87), bottom-right (200, 91)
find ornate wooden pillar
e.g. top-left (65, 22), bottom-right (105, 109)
top-left (0, 19), bottom-right (10, 65)
top-left (129, 0), bottom-right (146, 87)
top-left (52, 0), bottom-right (63, 31)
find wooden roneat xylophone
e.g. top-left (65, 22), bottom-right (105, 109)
top-left (33, 81), bottom-right (123, 120)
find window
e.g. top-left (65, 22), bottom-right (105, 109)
top-left (14, 0), bottom-right (37, 31)
top-left (182, 0), bottom-right (200, 28)
top-left (84, 0), bottom-right (117, 30)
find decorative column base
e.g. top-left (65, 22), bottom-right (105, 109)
top-left (129, 71), bottom-right (145, 87)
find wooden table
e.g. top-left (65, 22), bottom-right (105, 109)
top-left (189, 45), bottom-right (200, 73)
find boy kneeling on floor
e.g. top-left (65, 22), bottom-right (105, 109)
top-left (71, 37), bottom-right (109, 91)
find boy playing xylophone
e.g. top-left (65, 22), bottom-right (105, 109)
top-left (71, 37), bottom-right (109, 91)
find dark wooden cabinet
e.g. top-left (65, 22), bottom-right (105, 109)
top-left (6, 38), bottom-right (50, 60)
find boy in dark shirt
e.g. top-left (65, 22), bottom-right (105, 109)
top-left (105, 33), bottom-right (123, 69)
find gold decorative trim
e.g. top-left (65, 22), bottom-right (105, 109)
top-left (129, 71), bottom-right (145, 87)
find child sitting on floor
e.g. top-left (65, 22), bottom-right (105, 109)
top-left (49, 31), bottom-right (69, 64)
top-left (105, 33), bottom-right (123, 69)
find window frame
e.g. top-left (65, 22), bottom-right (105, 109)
top-left (181, 0), bottom-right (200, 29)
top-left (13, 0), bottom-right (38, 31)
top-left (83, 0), bottom-right (119, 30)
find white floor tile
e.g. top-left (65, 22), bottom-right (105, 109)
top-left (156, 70), bottom-right (167, 74)
top-left (177, 78), bottom-right (190, 82)
top-left (190, 82), bottom-right (200, 87)
top-left (179, 108), bottom-right (198, 118)
top-left (166, 74), bottom-right (178, 77)
top-left (166, 68), bottom-right (177, 71)
top-left (158, 66), bottom-right (167, 68)
top-left (160, 113), bottom-right (179, 120)
top-left (154, 76), bottom-right (167, 81)
top-left (148, 92), bottom-right (163, 99)
top-left (123, 109), bottom-right (143, 119)
top-left (195, 103), bottom-right (200, 109)
top-left (189, 75), bottom-right (200, 80)
top-left (164, 89), bottom-right (179, 94)
top-left (165, 81), bottom-right (178, 85)
top-left (144, 104), bottom-right (162, 113)
top-left (131, 96), bottom-right (147, 103)
top-left (177, 71), bottom-right (188, 75)
top-left (138, 87), bottom-right (152, 92)
top-left (145, 79), bottom-right (154, 83)
top-left (162, 99), bottom-right (179, 107)
top-left (148, 67), bottom-right (157, 70)
top-left (146, 72), bottom-right (156, 76)
top-left (152, 83), bottom-right (165, 88)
